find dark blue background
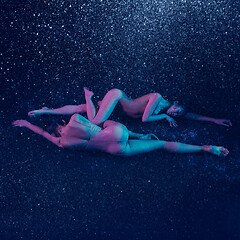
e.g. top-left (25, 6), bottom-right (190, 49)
top-left (1, 0), bottom-right (240, 239)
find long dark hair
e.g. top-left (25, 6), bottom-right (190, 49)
top-left (174, 101), bottom-right (187, 116)
top-left (47, 119), bottom-right (65, 136)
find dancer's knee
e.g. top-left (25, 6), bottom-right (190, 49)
top-left (150, 93), bottom-right (161, 101)
top-left (108, 88), bottom-right (123, 100)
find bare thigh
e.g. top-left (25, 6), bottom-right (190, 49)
top-left (89, 123), bottom-right (129, 154)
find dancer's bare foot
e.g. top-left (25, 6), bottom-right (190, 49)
top-left (28, 107), bottom-right (49, 117)
top-left (84, 87), bottom-right (94, 98)
top-left (202, 145), bottom-right (229, 157)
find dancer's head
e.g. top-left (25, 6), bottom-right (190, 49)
top-left (48, 119), bottom-right (67, 137)
top-left (166, 101), bottom-right (186, 117)
top-left (55, 121), bottom-right (66, 136)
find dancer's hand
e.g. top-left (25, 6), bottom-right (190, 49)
top-left (12, 120), bottom-right (30, 128)
top-left (28, 107), bottom-right (49, 117)
top-left (165, 116), bottom-right (178, 127)
top-left (139, 133), bottom-right (159, 140)
top-left (213, 119), bottom-right (232, 127)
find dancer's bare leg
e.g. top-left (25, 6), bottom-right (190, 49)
top-left (140, 93), bottom-right (161, 122)
top-left (84, 88), bottom-right (125, 125)
top-left (122, 140), bottom-right (229, 157)
top-left (120, 140), bottom-right (229, 156)
top-left (28, 89), bottom-right (169, 124)
top-left (93, 121), bottom-right (226, 156)
top-left (123, 140), bottom-right (201, 156)
top-left (97, 91), bottom-right (157, 118)
top-left (98, 89), bottom-right (171, 123)
top-left (83, 88), bottom-right (96, 120)
top-left (28, 105), bottom-right (86, 117)
top-left (129, 93), bottom-right (173, 123)
top-left (84, 88), bottom-right (157, 128)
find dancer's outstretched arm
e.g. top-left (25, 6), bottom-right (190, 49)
top-left (28, 105), bottom-right (86, 117)
top-left (12, 120), bottom-right (62, 147)
top-left (185, 113), bottom-right (232, 127)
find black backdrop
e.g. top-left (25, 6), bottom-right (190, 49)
top-left (1, 1), bottom-right (240, 239)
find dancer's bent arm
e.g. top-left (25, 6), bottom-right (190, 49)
top-left (12, 120), bottom-right (62, 147)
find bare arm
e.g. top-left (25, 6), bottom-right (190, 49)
top-left (28, 104), bottom-right (87, 117)
top-left (145, 114), bottom-right (178, 127)
top-left (12, 120), bottom-right (62, 147)
top-left (185, 113), bottom-right (232, 127)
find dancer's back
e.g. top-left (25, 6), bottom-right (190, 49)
top-left (59, 113), bottom-right (101, 149)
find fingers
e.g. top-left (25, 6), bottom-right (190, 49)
top-left (12, 122), bottom-right (17, 127)
top-left (11, 120), bottom-right (27, 128)
top-left (172, 122), bottom-right (178, 127)
top-left (11, 120), bottom-right (20, 127)
top-left (168, 120), bottom-right (178, 127)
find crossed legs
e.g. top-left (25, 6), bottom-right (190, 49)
top-left (84, 88), bottom-right (166, 124)
top-left (84, 88), bottom-right (124, 125)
